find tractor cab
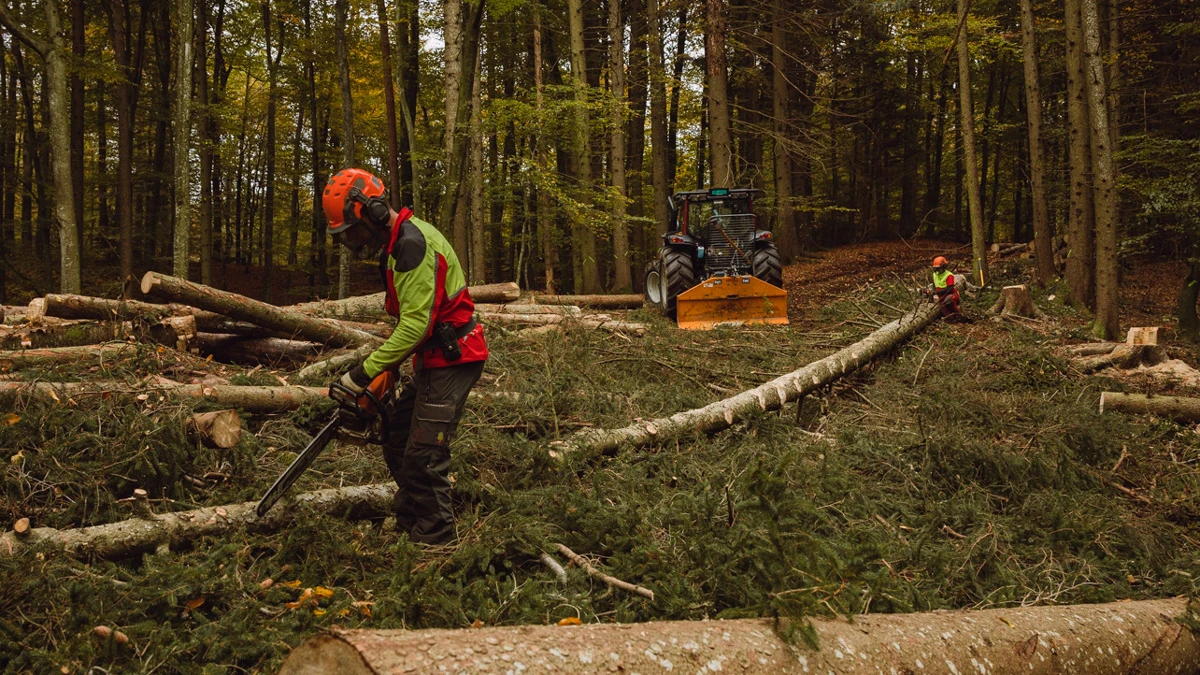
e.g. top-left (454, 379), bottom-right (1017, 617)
top-left (646, 187), bottom-right (788, 329)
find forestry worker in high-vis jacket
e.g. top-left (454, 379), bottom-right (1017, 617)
top-left (322, 167), bottom-right (488, 546)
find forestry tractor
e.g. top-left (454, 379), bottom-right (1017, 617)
top-left (644, 188), bottom-right (788, 329)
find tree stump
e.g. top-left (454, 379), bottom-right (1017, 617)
top-left (990, 284), bottom-right (1036, 317)
top-left (186, 410), bottom-right (243, 449)
top-left (1125, 326), bottom-right (1159, 346)
top-left (12, 518), bottom-right (29, 538)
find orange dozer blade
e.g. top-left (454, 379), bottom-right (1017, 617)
top-left (675, 275), bottom-right (789, 330)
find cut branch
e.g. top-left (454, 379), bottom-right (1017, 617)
top-left (277, 597), bottom-right (1200, 675)
top-left (555, 543), bottom-right (654, 600)
top-left (140, 272), bottom-right (380, 348)
top-left (564, 303), bottom-right (940, 454)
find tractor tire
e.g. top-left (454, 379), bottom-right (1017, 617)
top-left (751, 243), bottom-right (783, 289)
top-left (661, 248), bottom-right (696, 318)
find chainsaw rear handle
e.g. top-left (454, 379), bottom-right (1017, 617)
top-left (330, 368), bottom-right (397, 441)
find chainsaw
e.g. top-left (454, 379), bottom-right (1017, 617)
top-left (255, 368), bottom-right (398, 517)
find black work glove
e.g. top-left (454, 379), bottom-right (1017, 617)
top-left (330, 364), bottom-right (372, 407)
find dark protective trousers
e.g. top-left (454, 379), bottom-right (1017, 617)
top-left (382, 360), bottom-right (484, 544)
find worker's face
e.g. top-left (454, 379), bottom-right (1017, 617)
top-left (334, 220), bottom-right (385, 257)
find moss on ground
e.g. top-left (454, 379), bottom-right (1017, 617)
top-left (1, 269), bottom-right (1198, 673)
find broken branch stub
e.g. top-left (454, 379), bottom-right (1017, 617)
top-left (277, 597), bottom-right (1200, 675)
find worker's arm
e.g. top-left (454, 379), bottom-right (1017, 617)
top-left (361, 244), bottom-right (438, 378)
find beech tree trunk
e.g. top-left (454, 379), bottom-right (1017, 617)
top-left (173, 0), bottom-right (194, 278)
top-left (1019, 0), bottom-right (1054, 284)
top-left (0, 317), bottom-right (194, 350)
top-left (335, 0), bottom-right (355, 299)
top-left (956, 0), bottom-right (988, 287)
top-left (1100, 392), bottom-right (1200, 421)
top-left (609, 0), bottom-right (631, 292)
top-left (260, 1), bottom-right (283, 298)
top-left (31, 293), bottom-right (284, 338)
top-left (568, 302), bottom-right (940, 454)
top-left (771, 0), bottom-right (799, 262)
top-left (567, 0), bottom-right (597, 295)
top-left (377, 0), bottom-right (402, 206)
top-left (705, 0), bottom-right (732, 187)
top-left (0, 483), bottom-right (395, 560)
top-left (1065, 0), bottom-right (1095, 308)
top-left (140, 272), bottom-right (381, 347)
top-left (1081, 0), bottom-right (1120, 340)
top-left (277, 598), bottom-right (1200, 675)
top-left (532, 17), bottom-right (555, 293)
top-left (647, 0), bottom-right (670, 238)
top-left (0, 343), bottom-right (137, 370)
top-left (0, 380), bottom-right (331, 413)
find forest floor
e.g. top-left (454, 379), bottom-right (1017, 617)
top-left (1, 240), bottom-right (1199, 674)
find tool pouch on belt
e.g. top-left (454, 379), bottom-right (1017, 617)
top-left (432, 318), bottom-right (476, 362)
top-left (413, 400), bottom-right (457, 447)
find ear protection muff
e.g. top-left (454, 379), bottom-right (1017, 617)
top-left (345, 187), bottom-right (392, 228)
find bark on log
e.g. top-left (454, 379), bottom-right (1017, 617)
top-left (31, 294), bottom-right (281, 338)
top-left (0, 343), bottom-right (138, 370)
top-left (1099, 392), bottom-right (1200, 422)
top-left (0, 381), bottom-right (329, 414)
top-left (997, 242), bottom-right (1029, 257)
top-left (480, 313), bottom-right (645, 335)
top-left (185, 409), bottom-right (243, 448)
top-left (990, 285), bottom-right (1037, 317)
top-left (277, 597), bottom-right (1200, 675)
top-left (467, 282), bottom-right (521, 303)
top-left (0, 317), bottom-right (194, 350)
top-left (0, 483), bottom-right (394, 560)
top-left (193, 333), bottom-right (324, 366)
top-left (140, 272), bottom-right (380, 348)
top-left (296, 344), bottom-right (379, 384)
top-left (1069, 342), bottom-right (1119, 357)
top-left (564, 303), bottom-right (940, 455)
top-left (475, 304), bottom-right (582, 316)
top-left (534, 294), bottom-right (645, 309)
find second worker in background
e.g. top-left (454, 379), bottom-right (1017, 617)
top-left (322, 168), bottom-right (488, 546)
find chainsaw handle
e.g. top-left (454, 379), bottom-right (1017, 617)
top-left (358, 369), bottom-right (396, 414)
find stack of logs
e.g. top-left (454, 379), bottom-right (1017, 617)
top-left (0, 276), bottom-right (647, 370)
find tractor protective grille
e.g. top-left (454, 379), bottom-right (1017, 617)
top-left (704, 214), bottom-right (756, 276)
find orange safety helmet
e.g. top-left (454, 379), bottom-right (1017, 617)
top-left (932, 256), bottom-right (948, 269)
top-left (323, 168), bottom-right (387, 234)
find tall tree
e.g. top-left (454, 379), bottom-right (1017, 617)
top-left (647, 0), bottom-right (669, 236)
top-left (304, 0), bottom-right (327, 295)
top-left (1019, 0), bottom-right (1054, 283)
top-left (609, 0), bottom-right (630, 291)
top-left (443, 0), bottom-right (466, 257)
top-left (396, 0), bottom-right (419, 208)
top-left (704, 0), bottom-right (732, 187)
top-left (468, 60), bottom-right (484, 282)
top-left (955, 0), bottom-right (987, 286)
top-left (196, 0), bottom-right (212, 284)
top-left (376, 0), bottom-right (402, 207)
top-left (0, 0), bottom-right (82, 292)
top-left (567, 0), bottom-right (597, 293)
top-left (1081, 0), bottom-right (1119, 339)
top-left (173, 0), bottom-right (194, 278)
top-left (260, 1), bottom-right (283, 297)
top-left (103, 0), bottom-right (148, 287)
top-left (436, 0), bottom-right (484, 263)
top-left (533, 13), bottom-right (554, 292)
top-left (334, 0), bottom-right (354, 298)
top-left (70, 0), bottom-right (84, 255)
top-left (771, 0), bottom-right (799, 261)
top-left (1064, 0), bottom-right (1094, 307)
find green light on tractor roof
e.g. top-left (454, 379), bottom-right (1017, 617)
top-left (709, 188), bottom-right (729, 197)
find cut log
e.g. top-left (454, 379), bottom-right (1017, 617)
top-left (277, 597), bottom-right (1200, 675)
top-left (1069, 342), bottom-right (1119, 357)
top-left (12, 518), bottom-right (29, 537)
top-left (140, 272), bottom-right (380, 348)
top-left (31, 294), bottom-right (280, 339)
top-left (480, 312), bottom-right (645, 335)
top-left (475, 303), bottom-right (582, 316)
top-left (193, 333), bottom-right (324, 366)
top-left (989, 284), bottom-right (1036, 317)
top-left (185, 410), bottom-right (243, 448)
top-left (1077, 344), bottom-right (1167, 374)
top-left (0, 317), bottom-right (194, 350)
top-left (564, 303), bottom-right (940, 455)
top-left (0, 381), bottom-right (329, 414)
top-left (289, 283), bottom-right (520, 320)
top-left (533, 294), bottom-right (645, 309)
top-left (1099, 392), bottom-right (1200, 422)
top-left (0, 343), bottom-right (138, 370)
top-left (1125, 326), bottom-right (1159, 346)
top-left (466, 281), bottom-right (521, 303)
top-left (997, 242), bottom-right (1028, 257)
top-left (0, 483), bottom-right (394, 560)
top-left (295, 344), bottom-right (378, 384)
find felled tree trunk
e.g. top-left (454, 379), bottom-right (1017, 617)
top-left (567, 303), bottom-right (940, 455)
top-left (990, 284), bottom-right (1036, 317)
top-left (193, 333), bottom-right (324, 366)
top-left (480, 312), bottom-right (645, 335)
top-left (0, 343), bottom-right (138, 370)
top-left (295, 344), bottom-right (379, 384)
top-left (534, 294), bottom-right (644, 309)
top-left (1100, 392), bottom-right (1200, 422)
top-left (290, 283), bottom-right (520, 320)
top-left (467, 282), bottom-right (520, 303)
top-left (0, 483), bottom-right (394, 560)
top-left (186, 409), bottom-right (242, 448)
top-left (31, 293), bottom-right (279, 338)
top-left (278, 598), bottom-right (1199, 675)
top-left (0, 381), bottom-right (329, 414)
top-left (475, 304), bottom-right (582, 316)
top-left (0, 316), bottom-right (194, 350)
top-left (1076, 344), bottom-right (1166, 374)
top-left (141, 272), bottom-right (380, 348)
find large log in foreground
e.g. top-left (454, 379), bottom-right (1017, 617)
top-left (1100, 391), bottom-right (1200, 422)
top-left (0, 483), bottom-right (394, 560)
top-left (566, 302), bottom-right (941, 454)
top-left (279, 597), bottom-right (1199, 675)
top-left (141, 272), bottom-right (380, 348)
